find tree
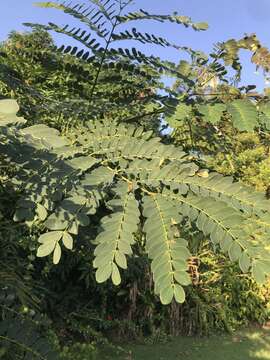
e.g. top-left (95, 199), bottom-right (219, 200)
top-left (168, 36), bottom-right (270, 193)
top-left (0, 29), bottom-right (162, 132)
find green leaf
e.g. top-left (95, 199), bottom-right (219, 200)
top-left (62, 232), bottom-right (73, 250)
top-left (33, 2), bottom-right (65, 10)
top-left (112, 263), bottom-right (121, 286)
top-left (16, 199), bottom-right (36, 209)
top-left (82, 167), bottom-right (114, 187)
top-left (77, 213), bottom-right (90, 226)
top-left (227, 99), bottom-right (258, 132)
top-left (21, 124), bottom-right (69, 148)
top-left (239, 251), bottom-right (251, 273)
top-left (174, 284), bottom-right (186, 303)
top-left (174, 271), bottom-right (191, 286)
top-left (166, 103), bottom-right (191, 128)
top-left (220, 235), bottom-right (233, 253)
top-left (160, 286), bottom-right (174, 305)
top-left (13, 208), bottom-right (34, 222)
top-left (228, 242), bottom-right (242, 262)
top-left (67, 155), bottom-right (97, 172)
top-left (38, 231), bottom-right (63, 244)
top-left (0, 99), bottom-right (19, 114)
top-left (67, 221), bottom-right (79, 235)
top-left (37, 231), bottom-right (63, 258)
top-left (252, 262), bottom-right (266, 284)
top-left (178, 60), bottom-right (192, 76)
top-left (53, 242), bottom-right (62, 264)
top-left (115, 251), bottom-right (127, 269)
top-left (259, 103), bottom-right (270, 130)
top-left (37, 241), bottom-right (56, 258)
top-left (36, 203), bottom-right (48, 221)
top-left (193, 22), bottom-right (209, 31)
top-left (96, 263), bottom-right (112, 283)
top-left (44, 215), bottom-right (68, 230)
top-left (197, 104), bottom-right (226, 124)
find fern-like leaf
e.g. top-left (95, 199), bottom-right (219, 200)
top-left (227, 99), bottom-right (258, 132)
top-left (197, 103), bottom-right (226, 125)
top-left (111, 28), bottom-right (189, 51)
top-left (117, 9), bottom-right (209, 31)
top-left (94, 181), bottom-right (140, 285)
top-left (34, 1), bottom-right (110, 38)
top-left (143, 195), bottom-right (191, 305)
top-left (24, 22), bottom-right (102, 56)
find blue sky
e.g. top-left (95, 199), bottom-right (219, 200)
top-left (1, 0), bottom-right (270, 89)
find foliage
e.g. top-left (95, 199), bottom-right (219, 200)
top-left (1, 98), bottom-right (270, 307)
top-left (19, 0), bottom-right (212, 132)
top-left (166, 33), bottom-right (270, 195)
top-left (165, 34), bottom-right (270, 149)
top-left (216, 34), bottom-right (270, 75)
top-left (0, 304), bottom-right (59, 360)
top-left (206, 132), bottom-right (270, 191)
top-left (164, 28), bottom-right (270, 336)
top-left (184, 252), bottom-right (270, 335)
top-left (0, 30), bottom-right (160, 131)
top-left (60, 343), bottom-right (97, 360)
